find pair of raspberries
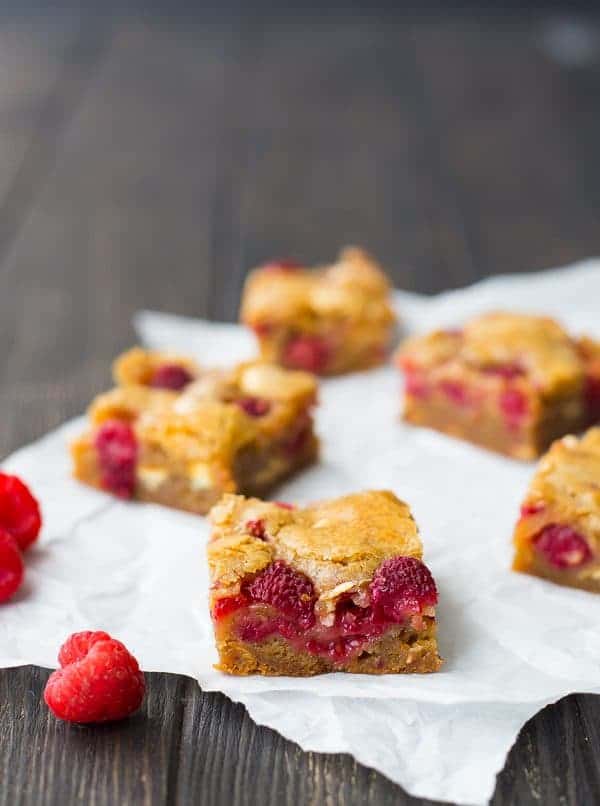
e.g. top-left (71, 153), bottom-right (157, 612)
top-left (0, 472), bottom-right (145, 723)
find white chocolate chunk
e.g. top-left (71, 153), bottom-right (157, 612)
top-left (137, 466), bottom-right (167, 490)
top-left (188, 462), bottom-right (213, 490)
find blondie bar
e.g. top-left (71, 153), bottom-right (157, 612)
top-left (397, 312), bottom-right (600, 460)
top-left (240, 247), bottom-right (396, 375)
top-left (208, 491), bottom-right (442, 675)
top-left (513, 428), bottom-right (600, 592)
top-left (71, 349), bottom-right (318, 514)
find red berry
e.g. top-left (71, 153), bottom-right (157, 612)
top-left (58, 630), bottom-right (112, 666)
top-left (150, 363), bottom-right (194, 391)
top-left (252, 322), bottom-right (273, 338)
top-left (500, 388), bottom-right (529, 427)
top-left (370, 556), bottom-right (438, 620)
top-left (262, 258), bottom-right (301, 273)
top-left (584, 373), bottom-right (600, 423)
top-left (246, 519), bottom-right (267, 540)
top-left (94, 421), bottom-right (138, 499)
top-left (44, 631), bottom-right (145, 723)
top-left (281, 422), bottom-right (311, 457)
top-left (483, 363), bottom-right (525, 380)
top-left (520, 501), bottom-right (546, 518)
top-left (236, 397), bottom-right (271, 417)
top-left (211, 594), bottom-right (249, 620)
top-left (0, 529), bottom-right (24, 603)
top-left (439, 380), bottom-right (470, 407)
top-left (282, 335), bottom-right (330, 374)
top-left (533, 524), bottom-right (592, 569)
top-left (244, 560), bottom-right (316, 629)
top-left (404, 370), bottom-right (430, 400)
top-left (0, 473), bottom-right (42, 551)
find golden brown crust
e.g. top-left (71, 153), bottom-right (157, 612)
top-left (399, 312), bottom-right (583, 394)
top-left (89, 386), bottom-right (176, 425)
top-left (241, 247), bottom-right (394, 325)
top-left (113, 346), bottom-right (200, 386)
top-left (208, 491), bottom-right (422, 610)
top-left (513, 428), bottom-right (600, 592)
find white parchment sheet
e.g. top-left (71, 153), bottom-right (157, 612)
top-left (2, 260), bottom-right (600, 805)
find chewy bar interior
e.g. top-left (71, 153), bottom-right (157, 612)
top-left (397, 312), bottom-right (600, 460)
top-left (208, 491), bottom-right (442, 676)
top-left (239, 247), bottom-right (396, 375)
top-left (513, 427), bottom-right (600, 592)
top-left (71, 348), bottom-right (318, 514)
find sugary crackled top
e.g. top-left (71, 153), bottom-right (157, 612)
top-left (208, 491), bottom-right (423, 616)
top-left (86, 357), bottom-right (317, 462)
top-left (399, 312), bottom-right (584, 393)
top-left (112, 348), bottom-right (317, 406)
top-left (240, 247), bottom-right (396, 326)
top-left (526, 428), bottom-right (600, 537)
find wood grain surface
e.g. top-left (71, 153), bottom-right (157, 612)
top-left (1, 5), bottom-right (600, 804)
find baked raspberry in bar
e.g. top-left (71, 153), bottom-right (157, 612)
top-left (113, 346), bottom-right (200, 390)
top-left (208, 491), bottom-right (442, 675)
top-left (71, 349), bottom-right (318, 514)
top-left (513, 428), bottom-right (600, 592)
top-left (240, 247), bottom-right (396, 375)
top-left (397, 312), bottom-right (600, 460)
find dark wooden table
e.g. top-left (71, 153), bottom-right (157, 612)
top-left (1, 4), bottom-right (600, 804)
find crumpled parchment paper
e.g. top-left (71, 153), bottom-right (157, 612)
top-left (2, 259), bottom-right (600, 805)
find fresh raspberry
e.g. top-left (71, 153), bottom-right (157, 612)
top-left (370, 556), bottom-right (438, 620)
top-left (211, 594), bottom-right (249, 620)
top-left (236, 397), bottom-right (271, 417)
top-left (150, 363), bottom-right (194, 391)
top-left (44, 631), bottom-right (145, 723)
top-left (282, 335), bottom-right (330, 374)
top-left (533, 524), bottom-right (592, 569)
top-left (57, 630), bottom-right (112, 666)
top-left (246, 519), bottom-right (267, 540)
top-left (94, 420), bottom-right (138, 499)
top-left (500, 388), bottom-right (529, 427)
top-left (262, 258), bottom-right (301, 273)
top-left (0, 473), bottom-right (42, 551)
top-left (244, 560), bottom-right (316, 630)
top-left (0, 529), bottom-right (24, 603)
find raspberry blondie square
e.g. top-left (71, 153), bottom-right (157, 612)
top-left (71, 349), bottom-right (318, 514)
top-left (240, 247), bottom-right (396, 375)
top-left (513, 428), bottom-right (600, 592)
top-left (208, 491), bottom-right (442, 675)
top-left (397, 312), bottom-right (600, 460)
